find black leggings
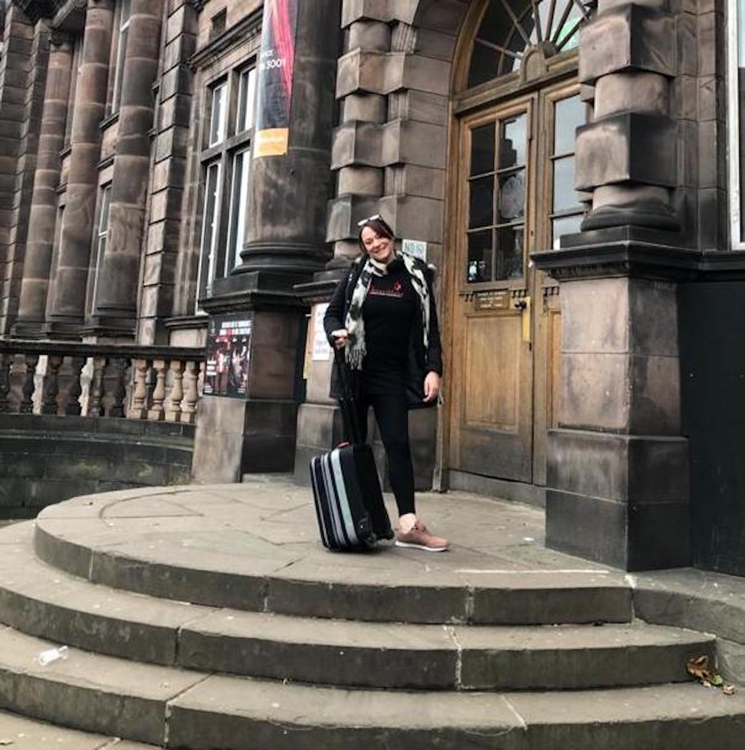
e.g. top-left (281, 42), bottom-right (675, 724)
top-left (354, 391), bottom-right (416, 516)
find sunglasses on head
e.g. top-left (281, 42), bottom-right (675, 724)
top-left (356, 214), bottom-right (382, 227)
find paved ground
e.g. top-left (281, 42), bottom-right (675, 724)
top-left (37, 474), bottom-right (619, 586)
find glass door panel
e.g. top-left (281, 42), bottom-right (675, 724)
top-left (465, 107), bottom-right (530, 285)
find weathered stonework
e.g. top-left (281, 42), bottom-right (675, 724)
top-left (14, 33), bottom-right (73, 337)
top-left (45, 0), bottom-right (115, 337)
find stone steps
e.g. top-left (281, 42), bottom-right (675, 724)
top-left (0, 524), bottom-right (714, 691)
top-left (0, 708), bottom-right (157, 749)
top-left (33, 508), bottom-right (633, 624)
top-left (0, 487), bottom-right (739, 749)
top-left (0, 623), bottom-right (742, 750)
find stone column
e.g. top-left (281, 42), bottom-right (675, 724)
top-left (137, 0), bottom-right (196, 345)
top-left (533, 0), bottom-right (692, 571)
top-left (235, 0), bottom-right (340, 275)
top-left (14, 32), bottom-right (74, 337)
top-left (0, 5), bottom-right (47, 334)
top-left (44, 0), bottom-right (115, 338)
top-left (90, 0), bottom-right (163, 335)
top-left (575, 0), bottom-right (677, 231)
top-left (192, 0), bottom-right (341, 482)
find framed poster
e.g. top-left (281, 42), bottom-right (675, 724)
top-left (204, 315), bottom-right (253, 398)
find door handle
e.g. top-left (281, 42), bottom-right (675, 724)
top-left (514, 296), bottom-right (531, 345)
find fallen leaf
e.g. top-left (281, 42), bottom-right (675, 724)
top-left (686, 655), bottom-right (731, 693)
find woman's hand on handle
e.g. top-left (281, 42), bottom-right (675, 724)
top-left (331, 329), bottom-right (349, 349)
top-left (423, 371), bottom-right (441, 403)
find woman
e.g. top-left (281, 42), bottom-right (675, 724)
top-left (324, 215), bottom-right (449, 552)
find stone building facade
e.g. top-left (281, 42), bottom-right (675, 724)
top-left (1, 0), bottom-right (744, 578)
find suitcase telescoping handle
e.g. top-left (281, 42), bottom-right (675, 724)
top-left (334, 345), bottom-right (364, 446)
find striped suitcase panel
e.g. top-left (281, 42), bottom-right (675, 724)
top-left (310, 445), bottom-right (377, 551)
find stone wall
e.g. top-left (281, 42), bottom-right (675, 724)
top-left (0, 415), bottom-right (194, 518)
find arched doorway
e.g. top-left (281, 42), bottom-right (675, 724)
top-left (445, 0), bottom-right (593, 499)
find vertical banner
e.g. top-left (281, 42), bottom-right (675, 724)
top-left (254, 0), bottom-right (299, 158)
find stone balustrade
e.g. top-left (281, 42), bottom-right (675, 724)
top-left (0, 341), bottom-right (204, 424)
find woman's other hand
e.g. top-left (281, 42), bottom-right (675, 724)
top-left (331, 329), bottom-right (349, 348)
top-left (423, 371), bottom-right (441, 402)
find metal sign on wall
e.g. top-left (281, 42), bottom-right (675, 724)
top-left (254, 0), bottom-right (299, 158)
top-left (204, 315), bottom-right (253, 399)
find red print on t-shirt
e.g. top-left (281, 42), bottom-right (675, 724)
top-left (370, 279), bottom-right (404, 298)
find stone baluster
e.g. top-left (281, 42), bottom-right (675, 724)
top-left (148, 359), bottom-right (167, 421)
top-left (41, 355), bottom-right (64, 415)
top-left (0, 355), bottom-right (11, 413)
top-left (65, 355), bottom-right (87, 416)
top-left (108, 358), bottom-right (129, 417)
top-left (181, 360), bottom-right (199, 424)
top-left (129, 358), bottom-right (149, 419)
top-left (89, 357), bottom-right (107, 417)
top-left (20, 354), bottom-right (40, 414)
top-left (165, 360), bottom-right (184, 422)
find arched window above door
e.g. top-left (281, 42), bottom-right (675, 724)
top-left (468, 0), bottom-right (595, 88)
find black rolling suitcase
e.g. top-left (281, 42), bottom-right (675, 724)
top-left (309, 351), bottom-right (393, 551)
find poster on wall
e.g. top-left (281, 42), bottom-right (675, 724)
top-left (254, 0), bottom-right (299, 158)
top-left (204, 315), bottom-right (253, 398)
top-left (312, 304), bottom-right (332, 361)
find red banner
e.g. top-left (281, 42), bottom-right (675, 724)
top-left (254, 0), bottom-right (299, 158)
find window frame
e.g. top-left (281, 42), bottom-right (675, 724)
top-left (110, 0), bottom-right (132, 115)
top-left (91, 184), bottom-right (113, 311)
top-left (195, 63), bottom-right (258, 312)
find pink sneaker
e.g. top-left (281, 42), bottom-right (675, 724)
top-left (395, 521), bottom-right (449, 552)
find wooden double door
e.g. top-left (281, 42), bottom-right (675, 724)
top-left (447, 80), bottom-right (585, 487)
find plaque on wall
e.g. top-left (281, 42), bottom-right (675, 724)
top-left (204, 315), bottom-right (253, 398)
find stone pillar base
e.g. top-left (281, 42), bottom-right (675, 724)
top-left (546, 429), bottom-right (690, 570)
top-left (194, 272), bottom-right (309, 480)
top-left (533, 237), bottom-right (694, 572)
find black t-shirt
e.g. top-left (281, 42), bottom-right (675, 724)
top-left (360, 259), bottom-right (418, 394)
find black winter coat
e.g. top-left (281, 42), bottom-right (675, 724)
top-left (323, 256), bottom-right (443, 408)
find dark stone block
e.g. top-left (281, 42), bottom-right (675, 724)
top-left (90, 553), bottom-right (267, 611)
top-left (579, 4), bottom-right (675, 84)
top-left (680, 281), bottom-right (745, 575)
top-left (164, 447), bottom-right (193, 467)
top-left (627, 501), bottom-right (691, 570)
top-left (168, 463), bottom-right (191, 485)
top-left (267, 578), bottom-right (468, 624)
top-left (547, 489), bottom-right (691, 571)
top-left (546, 489), bottom-right (629, 569)
top-left (178, 628), bottom-right (457, 689)
top-left (242, 434), bottom-right (297, 473)
top-left (575, 112), bottom-right (677, 191)
top-left (33, 524), bottom-right (92, 580)
top-left (470, 584), bottom-right (632, 625)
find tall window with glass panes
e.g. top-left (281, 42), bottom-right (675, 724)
top-left (197, 66), bottom-right (257, 307)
